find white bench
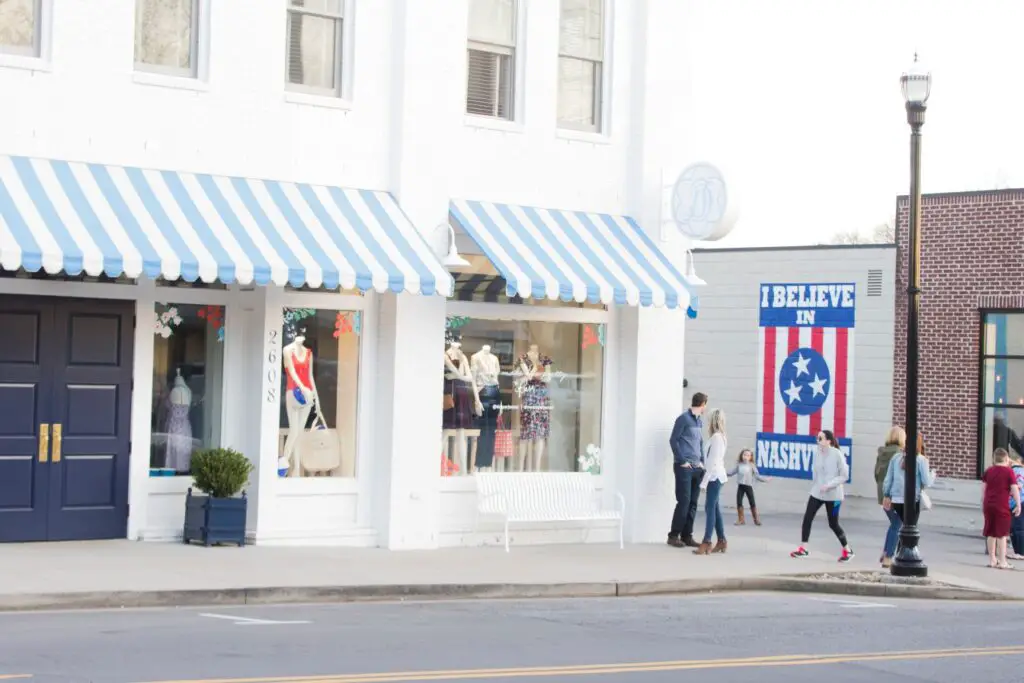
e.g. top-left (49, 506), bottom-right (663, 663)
top-left (475, 472), bottom-right (626, 552)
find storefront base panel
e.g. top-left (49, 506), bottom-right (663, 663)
top-left (252, 528), bottom-right (378, 547)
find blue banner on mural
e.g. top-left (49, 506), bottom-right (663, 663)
top-left (755, 432), bottom-right (853, 482)
top-left (759, 283), bottom-right (856, 328)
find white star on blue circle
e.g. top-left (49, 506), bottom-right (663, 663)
top-left (778, 347), bottom-right (831, 416)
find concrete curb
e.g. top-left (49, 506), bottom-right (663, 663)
top-left (0, 575), bottom-right (1010, 612)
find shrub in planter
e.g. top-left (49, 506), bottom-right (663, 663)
top-left (183, 448), bottom-right (254, 547)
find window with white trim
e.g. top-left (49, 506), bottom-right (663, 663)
top-left (134, 0), bottom-right (201, 77)
top-left (0, 0), bottom-right (42, 57)
top-left (557, 0), bottom-right (605, 131)
top-left (286, 0), bottom-right (344, 97)
top-left (466, 0), bottom-right (517, 120)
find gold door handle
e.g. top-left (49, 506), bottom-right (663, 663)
top-left (38, 424), bottom-right (50, 463)
top-left (52, 424), bottom-right (62, 463)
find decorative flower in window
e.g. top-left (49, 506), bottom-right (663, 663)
top-left (332, 312), bottom-right (361, 338)
top-left (197, 305), bottom-right (225, 342)
top-left (283, 307), bottom-right (317, 342)
top-left (154, 304), bottom-right (182, 338)
top-left (581, 324), bottom-right (607, 350)
top-left (578, 444), bottom-right (602, 474)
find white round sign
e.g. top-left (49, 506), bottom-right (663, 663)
top-left (671, 163), bottom-right (734, 241)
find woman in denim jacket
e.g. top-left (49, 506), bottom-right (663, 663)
top-left (881, 432), bottom-right (934, 564)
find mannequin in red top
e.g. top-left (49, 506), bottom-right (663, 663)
top-left (282, 332), bottom-right (319, 477)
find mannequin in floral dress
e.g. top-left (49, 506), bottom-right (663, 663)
top-left (164, 369), bottom-right (193, 473)
top-left (516, 345), bottom-right (552, 471)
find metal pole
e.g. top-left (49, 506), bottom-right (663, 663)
top-left (892, 100), bottom-right (928, 578)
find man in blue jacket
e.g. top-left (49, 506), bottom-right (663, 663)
top-left (668, 392), bottom-right (708, 547)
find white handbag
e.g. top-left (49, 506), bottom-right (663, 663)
top-left (299, 412), bottom-right (341, 473)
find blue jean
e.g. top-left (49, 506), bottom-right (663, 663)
top-left (703, 480), bottom-right (725, 543)
top-left (1012, 513), bottom-right (1024, 556)
top-left (883, 506), bottom-right (901, 558)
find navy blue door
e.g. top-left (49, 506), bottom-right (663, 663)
top-left (0, 296), bottom-right (133, 542)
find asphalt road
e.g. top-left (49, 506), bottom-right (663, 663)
top-left (1, 594), bottom-right (1021, 683)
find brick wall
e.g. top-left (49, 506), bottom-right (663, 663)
top-left (893, 190), bottom-right (1024, 479)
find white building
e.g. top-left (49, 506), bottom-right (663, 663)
top-left (683, 245), bottom-right (898, 513)
top-left (0, 0), bottom-right (709, 548)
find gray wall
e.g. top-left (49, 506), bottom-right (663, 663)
top-left (683, 245), bottom-right (897, 509)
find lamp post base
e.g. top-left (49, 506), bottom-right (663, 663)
top-left (891, 523), bottom-right (929, 577)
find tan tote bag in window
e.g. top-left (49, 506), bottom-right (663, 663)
top-left (300, 412), bottom-right (341, 474)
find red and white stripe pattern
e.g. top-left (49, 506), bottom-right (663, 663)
top-left (757, 325), bottom-right (855, 439)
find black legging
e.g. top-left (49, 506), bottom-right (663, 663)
top-left (737, 484), bottom-right (756, 509)
top-left (801, 496), bottom-right (848, 546)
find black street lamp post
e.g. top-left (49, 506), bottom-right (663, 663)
top-left (892, 55), bottom-right (932, 578)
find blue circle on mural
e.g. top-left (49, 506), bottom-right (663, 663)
top-left (778, 347), bottom-right (831, 416)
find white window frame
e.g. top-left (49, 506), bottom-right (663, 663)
top-left (556, 0), bottom-right (611, 134)
top-left (465, 0), bottom-right (520, 123)
top-left (0, 0), bottom-right (51, 71)
top-left (133, 0), bottom-right (205, 80)
top-left (440, 299), bottom-right (614, 492)
top-left (284, 0), bottom-right (350, 100)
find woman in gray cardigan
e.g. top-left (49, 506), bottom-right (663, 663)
top-left (790, 430), bottom-right (855, 562)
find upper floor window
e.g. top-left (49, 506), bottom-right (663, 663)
top-left (466, 0), bottom-right (517, 120)
top-left (286, 0), bottom-right (344, 97)
top-left (980, 312), bottom-right (1024, 473)
top-left (135, 0), bottom-right (200, 78)
top-left (0, 0), bottom-right (42, 57)
top-left (557, 0), bottom-right (605, 131)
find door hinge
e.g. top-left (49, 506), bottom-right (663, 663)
top-left (131, 379), bottom-right (134, 392)
top-left (132, 315), bottom-right (137, 330)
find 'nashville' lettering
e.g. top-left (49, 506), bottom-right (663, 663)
top-left (756, 440), bottom-right (815, 472)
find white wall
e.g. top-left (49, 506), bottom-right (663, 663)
top-left (0, 0), bottom-right (695, 219)
top-left (1, 0), bottom-right (706, 546)
top-left (683, 246), bottom-right (897, 510)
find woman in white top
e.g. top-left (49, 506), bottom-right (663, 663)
top-left (695, 409), bottom-right (729, 555)
top-left (790, 430), bottom-right (855, 562)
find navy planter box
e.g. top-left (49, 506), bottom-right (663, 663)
top-left (183, 487), bottom-right (247, 547)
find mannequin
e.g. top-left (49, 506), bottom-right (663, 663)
top-left (471, 345), bottom-right (501, 471)
top-left (517, 344), bottom-right (552, 472)
top-left (165, 368), bottom-right (193, 472)
top-left (442, 339), bottom-right (482, 475)
top-left (282, 331), bottom-right (319, 477)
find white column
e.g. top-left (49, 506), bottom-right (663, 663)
top-left (126, 278), bottom-right (156, 540)
top-left (251, 286), bottom-right (283, 539)
top-left (367, 0), bottom-right (465, 548)
top-left (613, 0), bottom-right (696, 542)
top-left (372, 293), bottom-right (446, 549)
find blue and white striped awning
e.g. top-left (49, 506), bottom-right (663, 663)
top-left (0, 155), bottom-right (453, 296)
top-left (449, 199), bottom-right (701, 311)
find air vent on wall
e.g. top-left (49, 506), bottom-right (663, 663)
top-left (867, 269), bottom-right (883, 297)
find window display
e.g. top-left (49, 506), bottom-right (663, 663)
top-left (980, 312), bottom-right (1024, 471)
top-left (441, 316), bottom-right (604, 476)
top-left (278, 308), bottom-right (360, 478)
top-left (150, 303), bottom-right (225, 476)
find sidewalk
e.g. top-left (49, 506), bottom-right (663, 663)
top-left (0, 511), bottom-right (1015, 610)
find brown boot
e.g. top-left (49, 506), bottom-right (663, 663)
top-left (711, 539), bottom-right (728, 554)
top-left (682, 536), bottom-right (700, 548)
top-left (667, 535), bottom-right (684, 548)
top-left (693, 542), bottom-right (711, 555)
top-left (734, 508), bottom-right (746, 526)
top-left (751, 507), bottom-right (762, 526)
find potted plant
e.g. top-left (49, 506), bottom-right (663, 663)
top-left (183, 448), bottom-right (254, 547)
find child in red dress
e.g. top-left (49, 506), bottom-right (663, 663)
top-left (982, 448), bottom-right (1022, 569)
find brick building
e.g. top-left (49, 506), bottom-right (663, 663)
top-left (893, 189), bottom-right (1024, 481)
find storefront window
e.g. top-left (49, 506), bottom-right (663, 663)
top-left (440, 316), bottom-right (604, 476)
top-left (277, 307), bottom-right (360, 478)
top-left (980, 312), bottom-right (1024, 470)
top-left (150, 303), bottom-right (225, 475)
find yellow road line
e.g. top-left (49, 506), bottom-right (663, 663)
top-left (137, 645), bottom-right (1024, 683)
top-left (0, 676), bottom-right (32, 680)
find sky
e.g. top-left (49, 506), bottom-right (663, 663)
top-left (681, 0), bottom-right (1024, 248)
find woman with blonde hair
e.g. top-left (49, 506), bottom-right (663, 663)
top-left (881, 431), bottom-right (934, 567)
top-left (875, 426), bottom-right (906, 568)
top-left (695, 409), bottom-right (729, 555)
